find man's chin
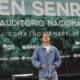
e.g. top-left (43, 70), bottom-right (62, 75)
top-left (44, 41), bottom-right (49, 43)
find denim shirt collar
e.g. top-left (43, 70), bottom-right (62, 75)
top-left (41, 44), bottom-right (53, 52)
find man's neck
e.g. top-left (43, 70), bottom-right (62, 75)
top-left (43, 43), bottom-right (50, 46)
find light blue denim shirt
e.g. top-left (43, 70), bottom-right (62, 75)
top-left (32, 45), bottom-right (61, 78)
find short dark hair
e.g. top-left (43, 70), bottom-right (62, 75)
top-left (40, 32), bottom-right (49, 38)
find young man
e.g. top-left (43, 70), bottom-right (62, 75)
top-left (32, 32), bottom-right (61, 80)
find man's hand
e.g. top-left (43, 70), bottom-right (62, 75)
top-left (50, 65), bottom-right (56, 68)
top-left (41, 64), bottom-right (47, 68)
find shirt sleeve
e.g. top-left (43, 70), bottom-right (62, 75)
top-left (32, 49), bottom-right (42, 68)
top-left (52, 48), bottom-right (61, 68)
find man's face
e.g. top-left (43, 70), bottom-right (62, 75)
top-left (41, 33), bottom-right (50, 43)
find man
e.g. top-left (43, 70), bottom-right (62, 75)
top-left (32, 32), bottom-right (61, 80)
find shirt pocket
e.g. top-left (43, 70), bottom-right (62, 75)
top-left (42, 66), bottom-right (48, 71)
top-left (51, 66), bottom-right (56, 71)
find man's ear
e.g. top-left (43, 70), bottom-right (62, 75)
top-left (41, 38), bottom-right (42, 41)
top-left (49, 37), bottom-right (50, 41)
